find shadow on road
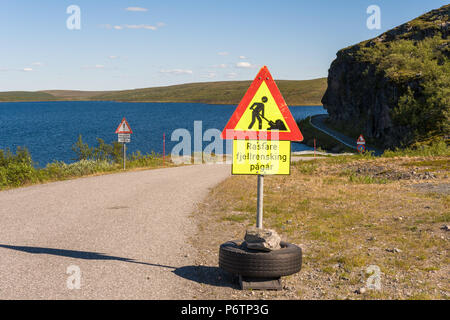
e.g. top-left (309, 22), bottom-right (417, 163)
top-left (0, 244), bottom-right (174, 269)
top-left (0, 244), bottom-right (237, 289)
top-left (174, 266), bottom-right (238, 289)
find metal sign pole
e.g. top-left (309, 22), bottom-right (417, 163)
top-left (256, 174), bottom-right (264, 229)
top-left (123, 142), bottom-right (126, 170)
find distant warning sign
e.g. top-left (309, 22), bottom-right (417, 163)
top-left (232, 140), bottom-right (290, 175)
top-left (118, 133), bottom-right (131, 143)
top-left (221, 66), bottom-right (303, 141)
top-left (115, 118), bottom-right (133, 134)
top-left (357, 134), bottom-right (365, 153)
top-left (357, 134), bottom-right (365, 144)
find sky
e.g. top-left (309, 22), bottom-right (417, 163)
top-left (0, 0), bottom-right (447, 91)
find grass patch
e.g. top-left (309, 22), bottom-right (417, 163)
top-left (294, 161), bottom-right (318, 174)
top-left (349, 174), bottom-right (388, 184)
top-left (382, 140), bottom-right (450, 157)
top-left (196, 154), bottom-right (450, 299)
top-left (402, 159), bottom-right (450, 171)
top-left (221, 213), bottom-right (251, 223)
top-left (0, 137), bottom-right (170, 190)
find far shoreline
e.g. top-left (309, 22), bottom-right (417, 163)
top-left (0, 100), bottom-right (325, 107)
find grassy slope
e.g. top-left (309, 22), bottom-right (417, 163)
top-left (41, 90), bottom-right (109, 100)
top-left (0, 78), bottom-right (327, 105)
top-left (91, 78), bottom-right (327, 105)
top-left (194, 155), bottom-right (450, 299)
top-left (0, 91), bottom-right (58, 102)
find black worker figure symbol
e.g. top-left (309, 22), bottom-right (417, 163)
top-left (247, 96), bottom-right (288, 131)
top-left (248, 96), bottom-right (267, 130)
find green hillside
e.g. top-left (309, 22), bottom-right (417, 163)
top-left (0, 91), bottom-right (57, 102)
top-left (0, 78), bottom-right (327, 106)
top-left (41, 90), bottom-right (108, 100)
top-left (91, 78), bottom-right (327, 105)
top-left (322, 4), bottom-right (449, 148)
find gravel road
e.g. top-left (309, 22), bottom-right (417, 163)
top-left (0, 164), bottom-right (230, 299)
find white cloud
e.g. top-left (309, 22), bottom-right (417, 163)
top-left (126, 24), bottom-right (155, 30)
top-left (110, 24), bottom-right (164, 31)
top-left (31, 62), bottom-right (43, 66)
top-left (0, 67), bottom-right (37, 72)
top-left (226, 72), bottom-right (238, 79)
top-left (239, 56), bottom-right (247, 59)
top-left (202, 72), bottom-right (216, 79)
top-left (236, 61), bottom-right (254, 68)
top-left (108, 56), bottom-right (119, 59)
top-left (212, 64), bottom-right (227, 69)
top-left (125, 7), bottom-right (148, 12)
top-left (217, 52), bottom-right (229, 56)
top-left (160, 69), bottom-right (193, 75)
top-left (81, 64), bottom-right (105, 70)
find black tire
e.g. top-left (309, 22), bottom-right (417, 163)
top-left (219, 240), bottom-right (302, 278)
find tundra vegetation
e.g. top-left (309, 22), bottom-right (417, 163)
top-left (193, 147), bottom-right (449, 300)
top-left (0, 78), bottom-right (327, 106)
top-left (0, 135), bottom-right (166, 189)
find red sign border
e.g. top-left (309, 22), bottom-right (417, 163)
top-left (115, 117), bottom-right (133, 134)
top-left (221, 66), bottom-right (303, 141)
top-left (357, 134), bottom-right (366, 144)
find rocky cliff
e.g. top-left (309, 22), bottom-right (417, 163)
top-left (322, 5), bottom-right (449, 148)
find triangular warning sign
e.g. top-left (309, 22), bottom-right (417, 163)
top-left (115, 118), bottom-right (133, 134)
top-left (221, 66), bottom-right (303, 141)
top-left (357, 134), bottom-right (365, 143)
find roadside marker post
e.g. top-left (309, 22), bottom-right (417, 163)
top-left (357, 134), bottom-right (366, 154)
top-left (115, 118), bottom-right (133, 170)
top-left (222, 66), bottom-right (303, 229)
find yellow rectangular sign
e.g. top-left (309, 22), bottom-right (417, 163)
top-left (232, 140), bottom-right (291, 175)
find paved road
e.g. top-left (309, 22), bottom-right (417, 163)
top-left (0, 164), bottom-right (230, 299)
top-left (310, 114), bottom-right (383, 156)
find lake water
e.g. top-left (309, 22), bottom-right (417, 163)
top-left (0, 101), bottom-right (327, 167)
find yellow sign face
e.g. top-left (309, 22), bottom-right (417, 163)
top-left (234, 82), bottom-right (291, 133)
top-left (232, 140), bottom-right (291, 175)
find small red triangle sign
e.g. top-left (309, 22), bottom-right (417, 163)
top-left (221, 66), bottom-right (303, 141)
top-left (358, 134), bottom-right (365, 143)
top-left (115, 118), bottom-right (133, 134)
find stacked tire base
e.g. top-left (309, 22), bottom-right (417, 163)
top-left (219, 240), bottom-right (302, 282)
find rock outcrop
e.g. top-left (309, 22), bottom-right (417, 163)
top-left (322, 5), bottom-right (449, 148)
